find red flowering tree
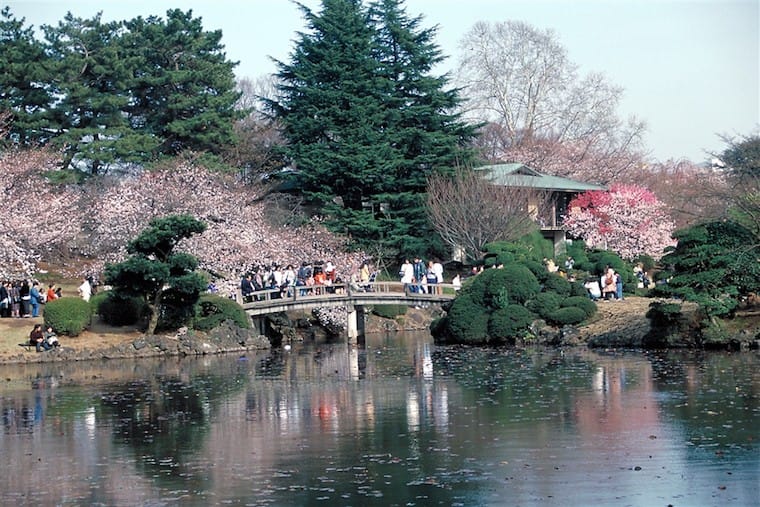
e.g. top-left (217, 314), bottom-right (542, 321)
top-left (562, 184), bottom-right (676, 260)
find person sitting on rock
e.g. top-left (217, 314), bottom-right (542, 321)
top-left (29, 324), bottom-right (50, 352)
top-left (44, 326), bottom-right (60, 348)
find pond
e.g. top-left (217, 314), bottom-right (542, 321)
top-left (0, 332), bottom-right (757, 506)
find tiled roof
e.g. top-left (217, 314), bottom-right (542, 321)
top-left (474, 163), bottom-right (606, 192)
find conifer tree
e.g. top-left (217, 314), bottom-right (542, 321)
top-left (273, 0), bottom-right (474, 258)
top-left (0, 7), bottom-right (52, 145)
top-left (104, 214), bottom-right (208, 335)
top-left (43, 13), bottom-right (159, 173)
top-left (122, 9), bottom-right (242, 158)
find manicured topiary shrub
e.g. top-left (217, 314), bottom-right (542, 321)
top-left (193, 294), bottom-right (251, 331)
top-left (442, 293), bottom-right (489, 344)
top-left (89, 291), bottom-right (109, 316)
top-left (526, 292), bottom-right (563, 320)
top-left (547, 306), bottom-right (587, 326)
top-left (561, 296), bottom-right (597, 319)
top-left (523, 259), bottom-right (549, 282)
top-left (569, 281), bottom-right (589, 297)
top-left (493, 264), bottom-right (540, 304)
top-left (488, 304), bottom-right (536, 343)
top-left (542, 273), bottom-right (571, 296)
top-left (372, 304), bottom-right (408, 319)
top-left (97, 292), bottom-right (148, 326)
top-left (44, 297), bottom-right (92, 336)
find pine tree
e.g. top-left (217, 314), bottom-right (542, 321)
top-left (104, 214), bottom-right (208, 335)
top-left (43, 13), bottom-right (159, 173)
top-left (0, 7), bottom-right (52, 145)
top-left (369, 0), bottom-right (475, 255)
top-left (272, 0), bottom-right (474, 258)
top-left (122, 10), bottom-right (242, 158)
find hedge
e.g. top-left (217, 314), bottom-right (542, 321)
top-left (44, 297), bottom-right (92, 336)
top-left (561, 296), bottom-right (598, 319)
top-left (547, 306), bottom-right (587, 326)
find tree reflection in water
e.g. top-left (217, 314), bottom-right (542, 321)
top-left (0, 334), bottom-right (757, 506)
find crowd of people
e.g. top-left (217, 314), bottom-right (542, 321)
top-left (223, 259), bottom-right (348, 303)
top-left (0, 280), bottom-right (60, 318)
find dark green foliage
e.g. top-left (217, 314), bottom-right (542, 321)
top-left (525, 292), bottom-right (563, 320)
top-left (518, 230), bottom-right (556, 261)
top-left (561, 296), bottom-right (597, 319)
top-left (271, 0), bottom-right (474, 257)
top-left (720, 134), bottom-right (760, 180)
top-left (495, 265), bottom-right (540, 304)
top-left (542, 273), bottom-right (571, 296)
top-left (440, 293), bottom-right (489, 344)
top-left (488, 305), bottom-right (536, 344)
top-left (372, 304), bottom-right (408, 319)
top-left (547, 306), bottom-right (587, 326)
top-left (105, 214), bottom-right (207, 334)
top-left (44, 298), bottom-right (92, 336)
top-left (193, 294), bottom-right (251, 331)
top-left (0, 7), bottom-right (51, 145)
top-left (566, 240), bottom-right (591, 271)
top-left (121, 10), bottom-right (242, 158)
top-left (3, 8), bottom-right (240, 171)
top-left (569, 281), bottom-right (589, 297)
top-left (656, 220), bottom-right (760, 317)
top-left (97, 292), bottom-right (147, 327)
top-left (646, 302), bottom-right (683, 327)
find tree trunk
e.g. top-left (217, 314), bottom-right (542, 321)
top-left (146, 290), bottom-right (163, 335)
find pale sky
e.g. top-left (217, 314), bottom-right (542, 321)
top-left (7, 0), bottom-right (760, 162)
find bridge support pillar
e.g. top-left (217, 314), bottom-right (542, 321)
top-left (346, 305), bottom-right (365, 344)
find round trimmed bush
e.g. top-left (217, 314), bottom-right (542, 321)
top-left (44, 297), bottom-right (92, 336)
top-left (488, 304), bottom-right (536, 344)
top-left (569, 281), bottom-right (589, 297)
top-left (547, 306), bottom-right (587, 326)
top-left (444, 293), bottom-right (489, 344)
top-left (487, 264), bottom-right (540, 305)
top-left (526, 292), bottom-right (563, 320)
top-left (561, 296), bottom-right (598, 319)
top-left (542, 273), bottom-right (571, 296)
top-left (194, 294), bottom-right (251, 331)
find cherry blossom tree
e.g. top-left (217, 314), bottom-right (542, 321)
top-left (0, 144), bottom-right (83, 278)
top-left (562, 184), bottom-right (676, 260)
top-left (1, 143), bottom-right (365, 282)
top-left (634, 158), bottom-right (729, 230)
top-left (85, 154), bottom-right (366, 280)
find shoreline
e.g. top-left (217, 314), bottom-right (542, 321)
top-left (1, 297), bottom-right (758, 366)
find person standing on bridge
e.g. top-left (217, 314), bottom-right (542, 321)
top-left (241, 274), bottom-right (254, 303)
top-left (400, 259), bottom-right (414, 291)
top-left (413, 257), bottom-right (426, 294)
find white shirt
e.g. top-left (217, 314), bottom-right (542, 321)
top-left (78, 281), bottom-right (92, 302)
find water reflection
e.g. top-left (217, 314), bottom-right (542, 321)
top-left (0, 334), bottom-right (757, 506)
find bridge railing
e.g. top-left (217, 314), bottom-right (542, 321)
top-left (239, 281), bottom-right (457, 307)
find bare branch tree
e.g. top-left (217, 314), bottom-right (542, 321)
top-left (222, 75), bottom-right (286, 181)
top-left (456, 20), bottom-right (646, 183)
top-left (426, 168), bottom-right (551, 261)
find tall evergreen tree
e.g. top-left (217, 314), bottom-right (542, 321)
top-left (0, 7), bottom-right (52, 145)
top-left (272, 0), bottom-right (474, 258)
top-left (369, 0), bottom-right (476, 255)
top-left (43, 13), bottom-right (158, 173)
top-left (122, 9), bottom-right (242, 158)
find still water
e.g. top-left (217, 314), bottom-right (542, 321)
top-left (0, 332), bottom-right (757, 506)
